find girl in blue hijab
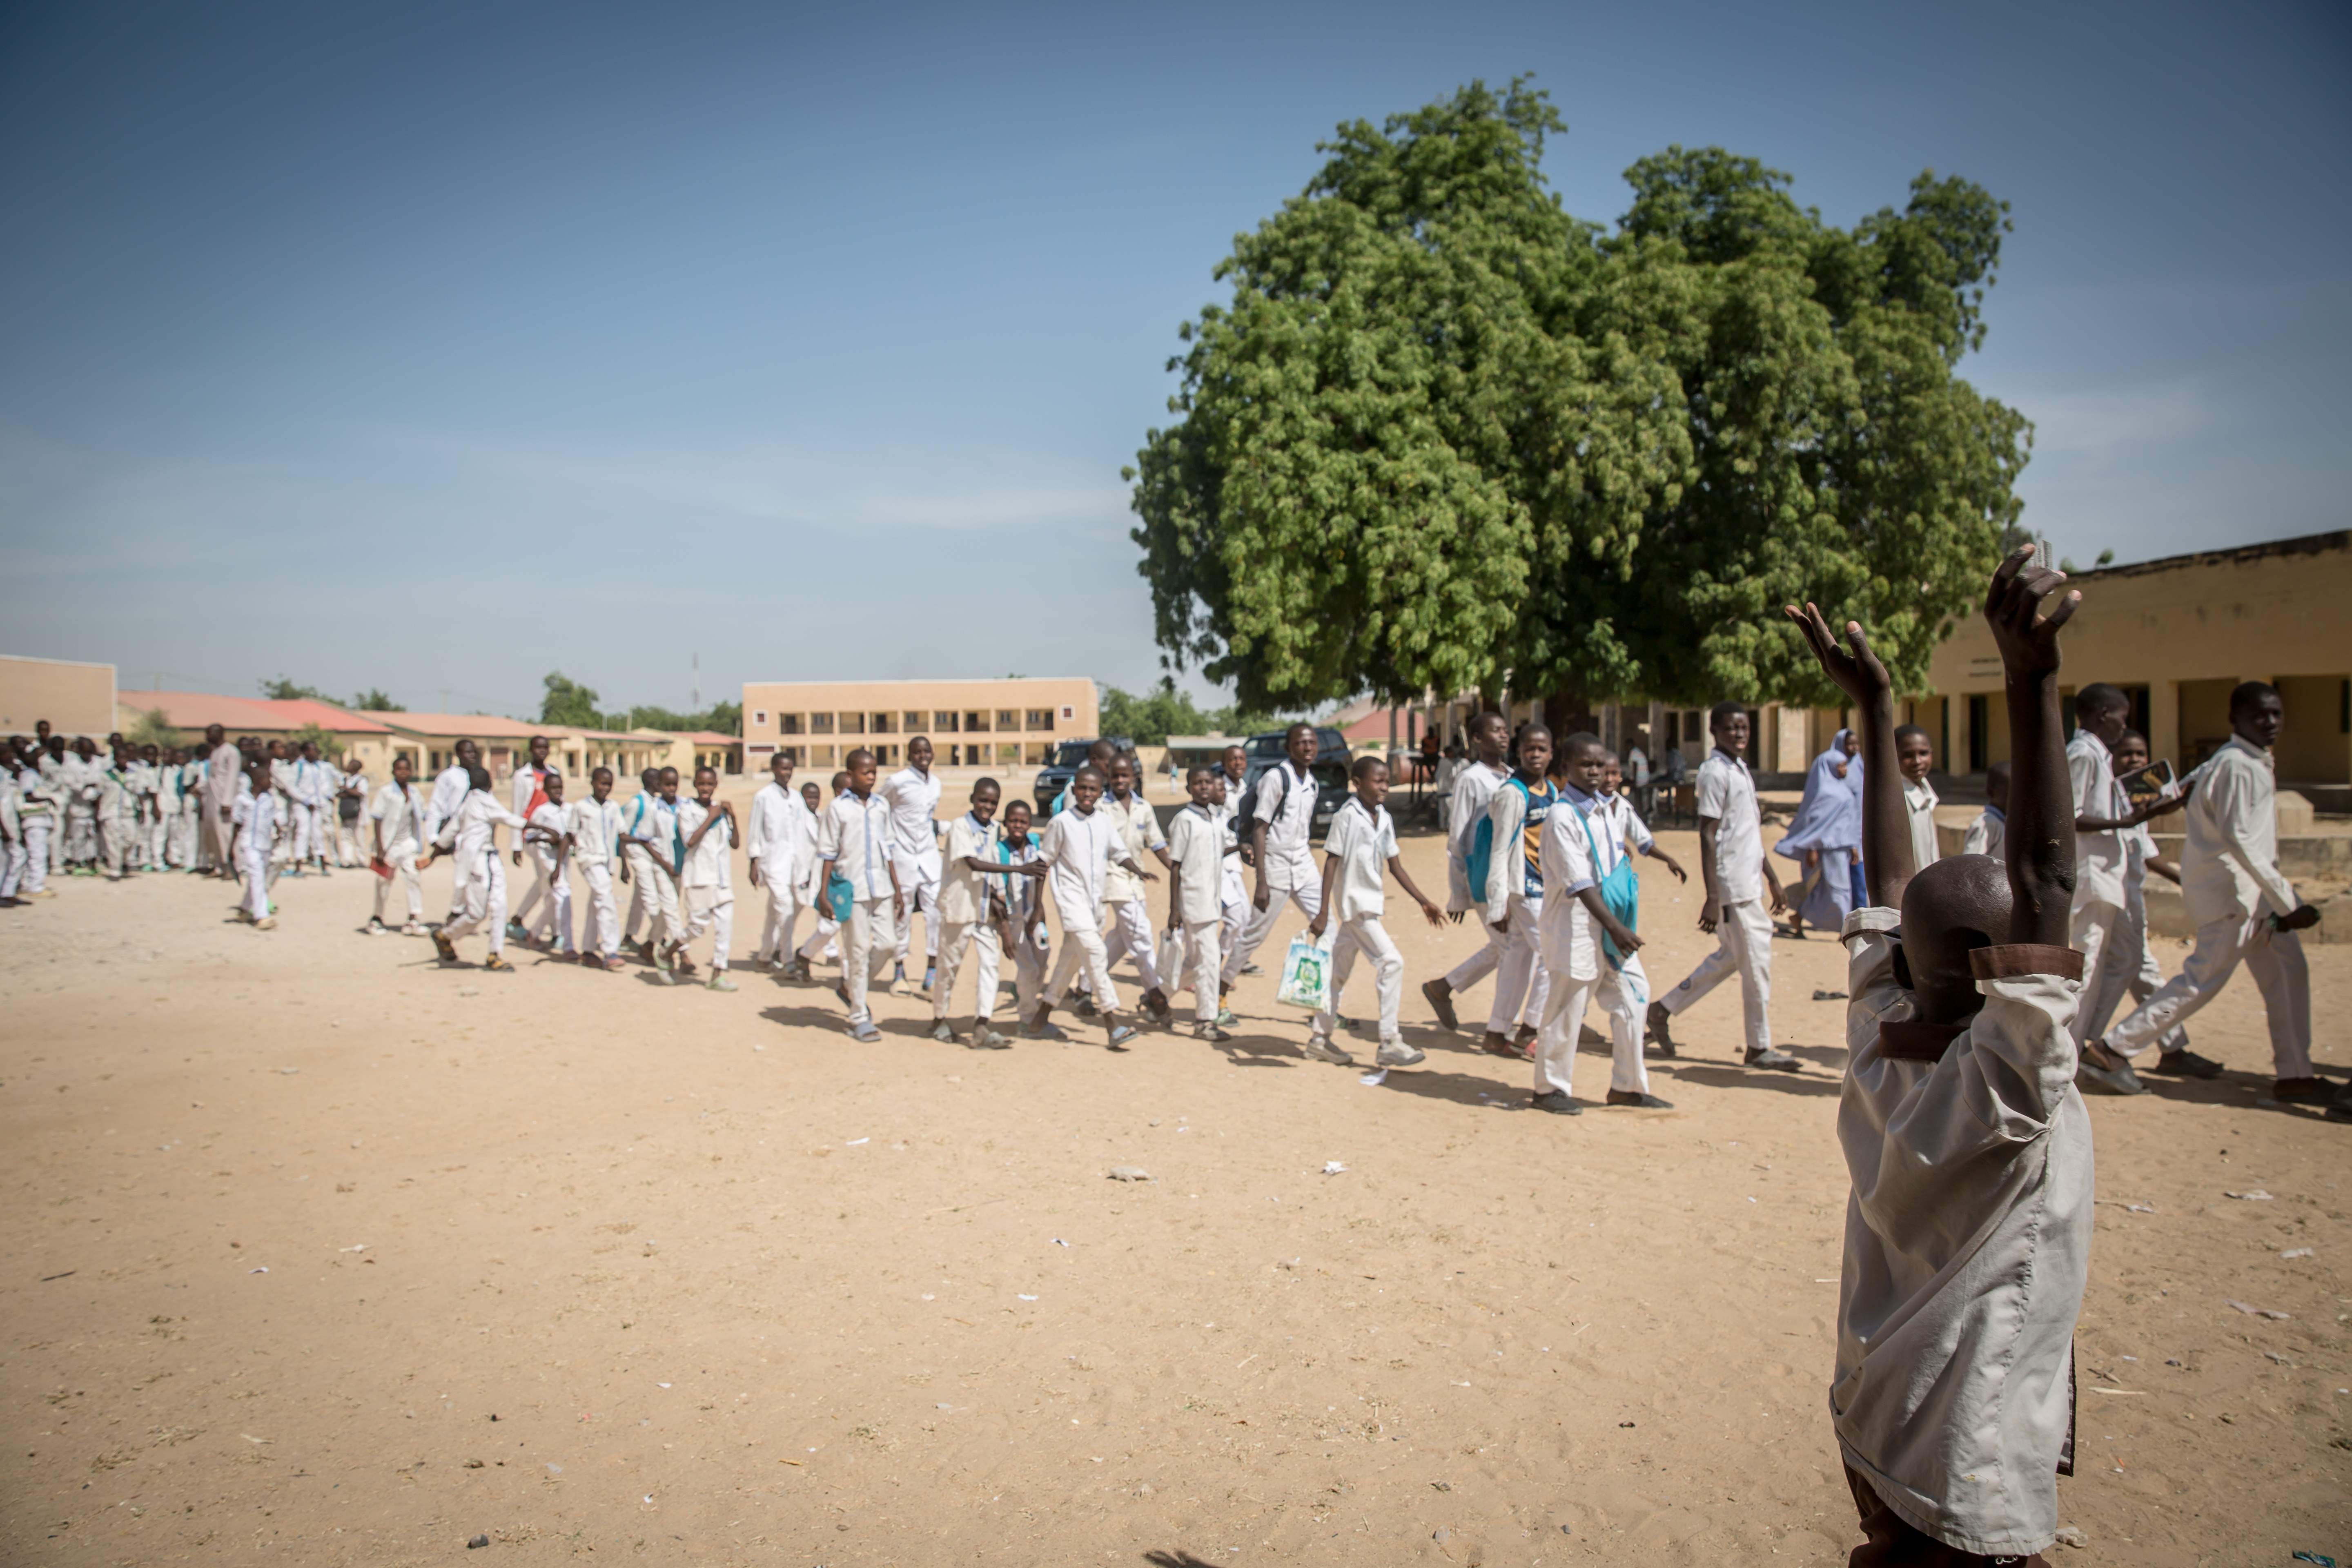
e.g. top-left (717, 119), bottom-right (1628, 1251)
top-left (1772, 729), bottom-right (1864, 936)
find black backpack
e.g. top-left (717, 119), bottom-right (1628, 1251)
top-left (1234, 764), bottom-right (1286, 846)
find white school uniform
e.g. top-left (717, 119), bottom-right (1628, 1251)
top-left (233, 789), bottom-right (279, 921)
top-left (1531, 786), bottom-right (1648, 1100)
top-left (1835, 908), bottom-right (2088, 1558)
top-left (1441, 760), bottom-right (1512, 995)
top-left (817, 790), bottom-right (897, 1030)
top-left (567, 795), bottom-right (623, 960)
top-left (60, 753), bottom-right (101, 864)
top-left (794, 795), bottom-right (840, 966)
top-left (441, 790), bottom-right (528, 952)
top-left (1479, 777), bottom-right (1558, 1035)
top-left (1659, 748), bottom-right (1773, 1054)
top-left (933, 811), bottom-right (1007, 1022)
top-left (1310, 797), bottom-right (1406, 1047)
top-left (1231, 760), bottom-right (1324, 979)
top-left (620, 791), bottom-right (684, 952)
top-left (1099, 788), bottom-right (1168, 994)
top-left (880, 764), bottom-right (943, 971)
top-left (15, 764), bottom-right (53, 894)
top-left (2080, 820), bottom-right (2188, 1053)
top-left (2107, 736), bottom-right (2309, 1074)
top-left (1039, 804), bottom-right (1123, 1016)
top-left (1166, 801), bottom-right (1228, 1025)
top-left (1960, 806), bottom-right (2005, 859)
top-left (508, 761), bottom-right (556, 924)
top-left (0, 770), bottom-right (20, 898)
top-left (2063, 729), bottom-right (2128, 1044)
top-left (675, 798), bottom-right (735, 970)
top-left (425, 763), bottom-right (472, 911)
top-left (746, 779), bottom-right (814, 964)
top-left (173, 760), bottom-right (203, 867)
top-left (1903, 777), bottom-right (1940, 871)
top-left (523, 800), bottom-right (574, 952)
top-left (997, 832), bottom-right (1050, 1019)
top-left (369, 779), bottom-right (428, 924)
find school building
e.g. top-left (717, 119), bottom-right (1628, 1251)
top-left (113, 691), bottom-right (404, 775)
top-left (375, 715), bottom-right (708, 784)
top-left (737, 677), bottom-right (1098, 772)
top-left (0, 655), bottom-right (118, 737)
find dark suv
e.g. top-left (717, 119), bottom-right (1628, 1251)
top-left (1031, 737), bottom-right (1138, 816)
top-left (1241, 727), bottom-right (1352, 837)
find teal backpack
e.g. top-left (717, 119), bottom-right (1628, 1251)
top-left (1466, 777), bottom-right (1544, 903)
top-left (1572, 803), bottom-right (1640, 969)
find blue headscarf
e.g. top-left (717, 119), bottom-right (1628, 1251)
top-left (1774, 731), bottom-right (1864, 858)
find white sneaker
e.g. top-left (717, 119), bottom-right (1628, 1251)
top-left (1375, 1038), bottom-right (1426, 1068)
top-left (1303, 1033), bottom-right (1354, 1066)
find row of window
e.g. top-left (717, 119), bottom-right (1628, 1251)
top-left (752, 741), bottom-right (1052, 770)
top-left (754, 708), bottom-right (1062, 736)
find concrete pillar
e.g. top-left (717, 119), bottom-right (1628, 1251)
top-left (2153, 680), bottom-right (2183, 773)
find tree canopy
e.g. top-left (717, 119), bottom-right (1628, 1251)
top-left (1127, 77), bottom-right (2029, 710)
top-left (539, 671), bottom-right (739, 736)
top-left (1098, 678), bottom-right (1281, 746)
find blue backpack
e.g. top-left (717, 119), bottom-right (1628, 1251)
top-left (1572, 804), bottom-right (1640, 969)
top-left (1466, 777), bottom-right (1541, 903)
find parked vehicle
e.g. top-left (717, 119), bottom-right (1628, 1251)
top-left (1031, 736), bottom-right (1138, 816)
top-left (1239, 727), bottom-right (1352, 837)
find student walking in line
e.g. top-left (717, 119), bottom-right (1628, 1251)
top-left (567, 766), bottom-right (626, 970)
top-left (508, 734), bottom-right (558, 943)
top-left (1774, 728), bottom-right (1864, 938)
top-left (1422, 710), bottom-right (1512, 1032)
top-left (747, 752), bottom-right (815, 974)
top-left (1303, 755), bottom-right (1443, 1068)
top-left (333, 754), bottom-right (368, 869)
top-left (232, 754), bottom-right (281, 929)
top-left (424, 738), bottom-right (482, 924)
top-left (1962, 761), bottom-right (2010, 858)
top-left (1165, 766), bottom-right (1237, 1042)
top-left (521, 771), bottom-right (575, 957)
top-left (1528, 733), bottom-right (1664, 1114)
top-left (2062, 682), bottom-right (2185, 1093)
top-left (2099, 682), bottom-right (2334, 1111)
top-left (932, 777), bottom-right (1035, 1046)
top-left (1229, 724), bottom-right (1325, 983)
top-left (1790, 547), bottom-right (2092, 1567)
top-left (432, 764), bottom-right (530, 971)
top-left (621, 768), bottom-right (685, 969)
top-left (996, 799), bottom-right (1051, 1025)
top-left (1026, 764), bottom-right (1154, 1050)
top-left (619, 767), bottom-right (661, 957)
top-left (365, 754), bottom-right (429, 936)
top-left (2076, 730), bottom-right (2209, 1074)
top-left (794, 772), bottom-right (852, 975)
top-left (1473, 723), bottom-right (1559, 1060)
top-left (880, 736), bottom-right (944, 995)
top-left (1099, 755), bottom-right (1174, 1022)
top-left (817, 748), bottom-right (902, 1041)
top-left (1647, 702), bottom-right (1796, 1070)
top-left (671, 766), bottom-right (739, 990)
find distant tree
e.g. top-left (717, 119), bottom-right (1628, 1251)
top-left (261, 676), bottom-right (330, 702)
top-left (350, 688), bottom-right (404, 712)
top-left (286, 721), bottom-right (336, 757)
top-left (1100, 679), bottom-right (1281, 745)
top-left (125, 708), bottom-right (176, 748)
top-left (1129, 76), bottom-right (2029, 711)
top-left (609, 700), bottom-right (742, 735)
top-left (539, 672), bottom-right (603, 728)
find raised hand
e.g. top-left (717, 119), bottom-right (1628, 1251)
top-left (1983, 544), bottom-right (2078, 679)
top-left (1784, 601), bottom-right (1892, 708)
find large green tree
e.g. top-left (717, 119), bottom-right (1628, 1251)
top-left (1128, 78), bottom-right (2029, 710)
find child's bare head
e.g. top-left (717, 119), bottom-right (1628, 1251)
top-left (1709, 702), bottom-right (1749, 756)
top-left (1514, 724), bottom-right (1553, 781)
top-left (2112, 730), bottom-right (2149, 772)
top-left (2073, 683), bottom-right (2131, 746)
top-left (844, 749), bottom-right (878, 793)
top-left (693, 766), bottom-right (717, 803)
top-left (1984, 760), bottom-right (2010, 812)
top-left (1186, 765), bottom-right (1215, 805)
top-left (969, 777), bottom-right (1000, 822)
top-left (1558, 731), bottom-right (1608, 794)
top-left (542, 770), bottom-right (565, 800)
top-left (1350, 753), bottom-right (1390, 808)
top-left (1901, 854), bottom-right (2013, 1023)
top-left (1894, 725), bottom-right (1933, 784)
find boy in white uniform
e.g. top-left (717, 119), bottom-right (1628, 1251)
top-left (880, 737), bottom-right (944, 993)
top-left (13, 748), bottom-right (54, 898)
top-left (1422, 711), bottom-right (1512, 1031)
top-left (1648, 703), bottom-right (1796, 1070)
top-left (933, 778), bottom-right (1032, 1046)
top-left (2101, 682), bottom-right (2328, 1104)
top-left (291, 742), bottom-right (336, 876)
top-left (62, 737), bottom-right (102, 873)
top-left (175, 748), bottom-right (204, 869)
top-left (431, 764), bottom-right (529, 971)
top-left (795, 773), bottom-right (849, 974)
top-left (506, 735), bottom-right (557, 940)
top-left (1528, 735), bottom-right (1666, 1114)
top-left (1025, 765), bottom-right (1152, 1050)
top-left (522, 771), bottom-right (575, 957)
top-left (568, 767), bottom-right (626, 970)
top-left (672, 766), bottom-right (739, 990)
top-left (1960, 761), bottom-right (2008, 858)
top-left (994, 800), bottom-right (1051, 1022)
top-left (817, 749), bottom-right (903, 1040)
top-left (232, 756), bottom-right (280, 928)
top-left (1790, 554), bottom-right (2090, 1566)
top-left (333, 755), bottom-right (368, 868)
top-left (1099, 755), bottom-right (1174, 1021)
top-left (423, 739), bottom-right (481, 923)
top-left (1304, 755), bottom-right (1443, 1068)
top-left (100, 743), bottom-right (141, 879)
top-left (1475, 726), bottom-right (1559, 1059)
top-left (620, 768), bottom-right (685, 968)
top-left (1165, 766), bottom-right (1236, 1041)
top-left (2062, 683), bottom-right (2183, 1093)
top-left (1231, 725), bottom-right (1325, 982)
top-left (747, 752), bottom-right (812, 972)
top-left (366, 754), bottom-right (428, 935)
top-left (2076, 731), bottom-right (2203, 1072)
top-left (1895, 724), bottom-right (1940, 871)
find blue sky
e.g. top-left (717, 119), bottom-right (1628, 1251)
top-left (2, 0), bottom-right (2345, 717)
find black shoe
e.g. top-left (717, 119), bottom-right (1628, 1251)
top-left (2327, 1082), bottom-right (2352, 1124)
top-left (1744, 1046), bottom-right (1801, 1072)
top-left (1606, 1090), bottom-right (1673, 1109)
top-left (1644, 1001), bottom-right (1677, 1057)
top-left (2149, 1049), bottom-right (2224, 1080)
top-left (1422, 978), bottom-right (1459, 1032)
top-left (1530, 1090), bottom-right (1581, 1116)
top-left (2274, 1076), bottom-right (2334, 1106)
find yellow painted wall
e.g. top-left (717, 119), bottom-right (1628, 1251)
top-left (738, 677), bottom-right (1099, 772)
top-left (0, 655), bottom-right (116, 735)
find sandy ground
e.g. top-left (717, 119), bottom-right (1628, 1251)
top-left (4, 809), bottom-right (2349, 1567)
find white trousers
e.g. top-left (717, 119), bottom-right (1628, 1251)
top-left (841, 895), bottom-right (891, 1028)
top-left (578, 860), bottom-right (619, 958)
top-left (1105, 898), bottom-right (1164, 993)
top-left (443, 853), bottom-right (509, 953)
top-left (2079, 892), bottom-right (2185, 1052)
top-left (755, 871), bottom-right (805, 962)
top-left (0, 835), bottom-right (22, 897)
top-left (1008, 924), bottom-right (1050, 1018)
top-left (1233, 876), bottom-right (1323, 978)
top-left (102, 811), bottom-right (139, 876)
top-left (373, 840), bottom-right (424, 922)
top-left (2109, 911), bottom-right (2311, 1078)
top-left (1178, 917), bottom-right (1225, 1023)
top-left (332, 811), bottom-right (361, 866)
top-left (513, 844), bottom-right (548, 927)
top-left (1046, 913), bottom-right (1119, 1016)
top-left (1535, 956), bottom-right (1650, 1099)
top-left (681, 886), bottom-right (732, 970)
top-left (289, 802), bottom-right (324, 864)
top-left (1660, 895), bottom-right (1773, 1054)
top-left (240, 849), bottom-right (273, 921)
top-left (798, 899), bottom-right (841, 963)
top-left (527, 848), bottom-right (573, 951)
top-left (933, 919), bottom-right (1004, 1020)
top-left (172, 806), bottom-right (198, 868)
top-left (1487, 894), bottom-right (1550, 1033)
top-left (65, 804), bottom-right (97, 863)
top-left (19, 820), bottom-right (49, 893)
top-left (623, 844), bottom-right (679, 949)
top-left (1443, 921), bottom-right (1503, 993)
top-left (893, 866), bottom-right (942, 970)
top-left (1313, 913), bottom-right (1403, 1042)
top-left (623, 859), bottom-right (646, 941)
top-left (2067, 899), bottom-right (2125, 1047)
